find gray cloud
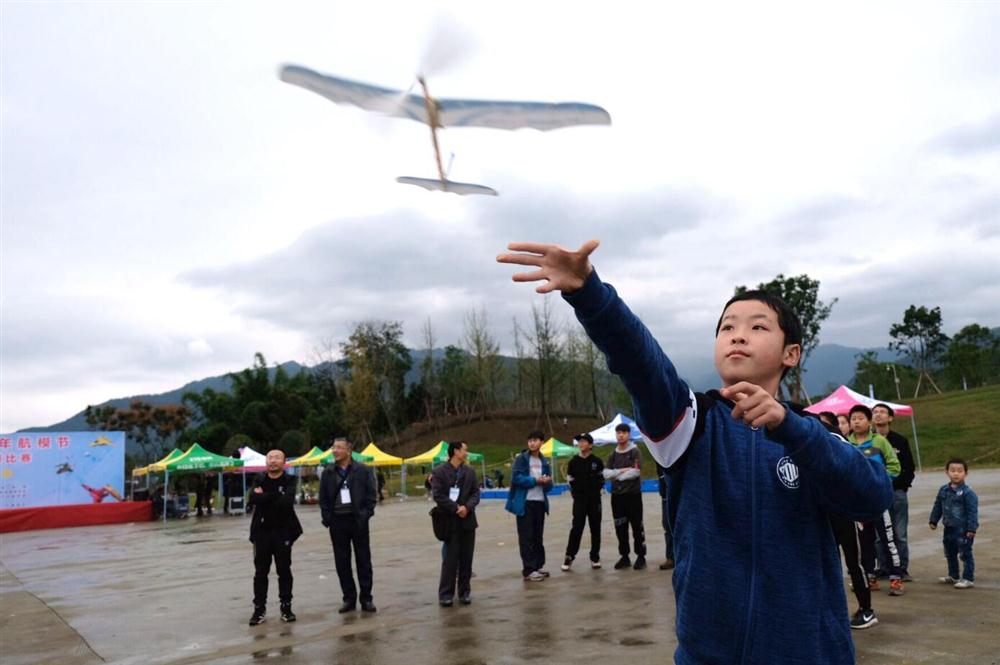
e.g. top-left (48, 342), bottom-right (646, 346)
top-left (928, 113), bottom-right (1000, 156)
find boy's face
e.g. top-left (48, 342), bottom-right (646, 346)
top-left (714, 300), bottom-right (800, 392)
top-left (849, 412), bottom-right (871, 436)
top-left (615, 429), bottom-right (630, 446)
top-left (527, 437), bottom-right (542, 453)
top-left (577, 439), bottom-right (592, 455)
top-left (837, 415), bottom-right (851, 436)
top-left (947, 463), bottom-right (967, 484)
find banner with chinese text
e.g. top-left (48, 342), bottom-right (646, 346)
top-left (0, 432), bottom-right (125, 509)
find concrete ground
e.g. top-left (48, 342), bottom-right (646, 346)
top-left (2, 469), bottom-right (998, 665)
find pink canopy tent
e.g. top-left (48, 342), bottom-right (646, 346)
top-left (804, 385), bottom-right (912, 416)
top-left (805, 385), bottom-right (921, 470)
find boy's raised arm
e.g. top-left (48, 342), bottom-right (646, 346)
top-left (498, 240), bottom-right (696, 468)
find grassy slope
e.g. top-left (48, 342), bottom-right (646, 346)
top-left (889, 384), bottom-right (1000, 470)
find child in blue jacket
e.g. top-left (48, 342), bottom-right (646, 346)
top-left (499, 240), bottom-right (891, 665)
top-left (930, 458), bottom-right (979, 588)
top-left (505, 431), bottom-right (553, 581)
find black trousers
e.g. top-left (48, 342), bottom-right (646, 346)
top-left (253, 532), bottom-right (293, 608)
top-left (860, 510), bottom-right (901, 579)
top-left (566, 493), bottom-right (601, 562)
top-left (831, 516), bottom-right (871, 612)
top-left (516, 501), bottom-right (546, 577)
top-left (329, 513), bottom-right (373, 604)
top-left (439, 526), bottom-right (476, 600)
top-left (611, 492), bottom-right (646, 557)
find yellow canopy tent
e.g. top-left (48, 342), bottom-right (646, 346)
top-left (402, 442), bottom-right (486, 496)
top-left (132, 448), bottom-right (183, 477)
top-left (360, 442), bottom-right (404, 467)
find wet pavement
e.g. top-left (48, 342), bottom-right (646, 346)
top-left (2, 468), bottom-right (998, 664)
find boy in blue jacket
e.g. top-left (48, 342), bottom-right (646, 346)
top-left (498, 240), bottom-right (892, 665)
top-left (929, 458), bottom-right (978, 589)
top-left (505, 431), bottom-right (554, 581)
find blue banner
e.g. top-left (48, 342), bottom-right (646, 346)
top-left (0, 431), bottom-right (125, 509)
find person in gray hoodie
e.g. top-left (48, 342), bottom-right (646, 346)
top-left (605, 423), bottom-right (646, 569)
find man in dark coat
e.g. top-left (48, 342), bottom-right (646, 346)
top-left (431, 441), bottom-right (481, 606)
top-left (248, 449), bottom-right (303, 626)
top-left (319, 438), bottom-right (378, 613)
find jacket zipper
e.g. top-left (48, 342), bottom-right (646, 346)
top-left (739, 426), bottom-right (759, 665)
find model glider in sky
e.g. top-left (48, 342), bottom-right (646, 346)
top-left (278, 65), bottom-right (611, 196)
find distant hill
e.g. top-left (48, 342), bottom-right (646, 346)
top-left (25, 342), bottom-right (902, 438)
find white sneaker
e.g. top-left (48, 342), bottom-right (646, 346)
top-left (561, 556), bottom-right (572, 571)
top-left (938, 576), bottom-right (957, 584)
top-left (591, 560), bottom-right (602, 569)
top-left (526, 571), bottom-right (545, 582)
top-left (954, 579), bottom-right (975, 589)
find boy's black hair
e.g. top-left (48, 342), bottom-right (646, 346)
top-left (716, 290), bottom-right (803, 380)
top-left (872, 403), bottom-right (895, 418)
top-left (447, 440), bottom-right (466, 459)
top-left (614, 423), bottom-right (632, 433)
top-left (527, 430), bottom-right (545, 442)
top-left (946, 458), bottom-right (968, 472)
top-left (818, 411), bottom-right (838, 427)
top-left (848, 404), bottom-right (872, 420)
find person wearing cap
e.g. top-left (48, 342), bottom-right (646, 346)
top-left (605, 422), bottom-right (647, 570)
top-left (562, 432), bottom-right (605, 571)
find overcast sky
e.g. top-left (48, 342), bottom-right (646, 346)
top-left (2, 1), bottom-right (998, 432)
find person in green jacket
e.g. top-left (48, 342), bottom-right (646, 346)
top-left (847, 405), bottom-right (905, 596)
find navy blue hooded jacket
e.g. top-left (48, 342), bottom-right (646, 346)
top-left (564, 271), bottom-right (892, 665)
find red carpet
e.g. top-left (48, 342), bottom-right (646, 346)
top-left (0, 502), bottom-right (152, 533)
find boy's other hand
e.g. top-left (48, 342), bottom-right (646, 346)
top-left (966, 531), bottom-right (975, 538)
top-left (721, 382), bottom-right (787, 430)
top-left (929, 523), bottom-right (937, 530)
top-left (497, 240), bottom-right (599, 294)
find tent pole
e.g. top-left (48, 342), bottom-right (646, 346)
top-left (401, 465), bottom-right (407, 499)
top-left (163, 470), bottom-right (169, 525)
top-left (217, 473), bottom-right (223, 513)
top-left (242, 471), bottom-right (247, 518)
top-left (910, 411), bottom-right (922, 473)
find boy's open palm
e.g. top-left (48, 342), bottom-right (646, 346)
top-left (497, 240), bottom-right (599, 294)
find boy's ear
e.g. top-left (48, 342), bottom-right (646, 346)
top-left (782, 343), bottom-right (802, 369)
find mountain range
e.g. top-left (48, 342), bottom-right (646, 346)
top-left (24, 343), bottom-right (903, 434)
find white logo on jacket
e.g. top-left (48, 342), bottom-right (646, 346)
top-left (776, 456), bottom-right (800, 489)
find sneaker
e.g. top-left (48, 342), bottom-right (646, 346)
top-left (537, 569), bottom-right (551, 577)
top-left (561, 556), bottom-right (573, 571)
top-left (659, 558), bottom-right (675, 570)
top-left (248, 607), bottom-right (266, 626)
top-left (633, 556), bottom-right (647, 570)
top-left (888, 579), bottom-right (905, 596)
top-left (938, 576), bottom-right (957, 584)
top-left (867, 577), bottom-right (880, 591)
top-left (525, 571), bottom-right (545, 582)
top-left (280, 604), bottom-right (296, 622)
top-left (614, 556), bottom-right (631, 570)
top-left (591, 560), bottom-right (602, 569)
top-left (954, 579), bottom-right (975, 589)
top-left (850, 608), bottom-right (878, 630)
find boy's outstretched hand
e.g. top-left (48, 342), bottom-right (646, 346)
top-left (721, 382), bottom-right (787, 431)
top-left (497, 240), bottom-right (599, 294)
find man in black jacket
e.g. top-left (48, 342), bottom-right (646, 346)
top-left (562, 433), bottom-right (604, 571)
top-left (431, 441), bottom-right (480, 606)
top-left (248, 449), bottom-right (303, 626)
top-left (873, 403), bottom-right (916, 580)
top-left (319, 438), bottom-right (378, 613)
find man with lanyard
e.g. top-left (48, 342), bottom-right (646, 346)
top-left (319, 437), bottom-right (378, 613)
top-left (248, 449), bottom-right (302, 626)
top-left (604, 422), bottom-right (646, 570)
top-left (872, 403), bottom-right (916, 581)
top-left (562, 432), bottom-right (604, 571)
top-left (431, 441), bottom-right (481, 606)
top-left (847, 405), bottom-right (905, 596)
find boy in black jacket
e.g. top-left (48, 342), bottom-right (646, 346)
top-left (562, 433), bottom-right (605, 570)
top-left (248, 449), bottom-right (302, 626)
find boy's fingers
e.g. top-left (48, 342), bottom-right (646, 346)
top-left (512, 270), bottom-right (547, 283)
top-left (507, 242), bottom-right (557, 254)
top-left (497, 252), bottom-right (544, 267)
top-left (577, 238), bottom-right (600, 257)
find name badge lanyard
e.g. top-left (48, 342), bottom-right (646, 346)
top-left (449, 467), bottom-right (461, 503)
top-left (338, 468), bottom-right (351, 504)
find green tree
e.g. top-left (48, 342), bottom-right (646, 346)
top-left (734, 274), bottom-right (837, 402)
top-left (340, 321), bottom-right (412, 441)
top-left (941, 324), bottom-right (999, 389)
top-left (889, 305), bottom-right (949, 396)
